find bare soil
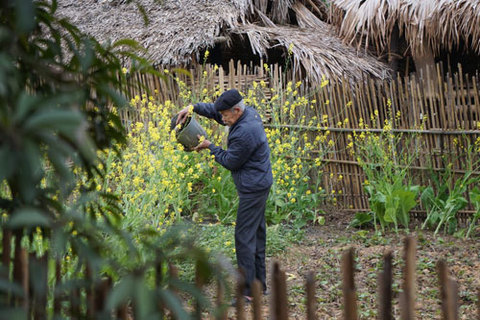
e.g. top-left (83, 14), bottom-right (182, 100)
top-left (224, 211), bottom-right (480, 319)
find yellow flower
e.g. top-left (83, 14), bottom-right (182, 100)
top-left (320, 76), bottom-right (329, 88)
top-left (288, 43), bottom-right (294, 54)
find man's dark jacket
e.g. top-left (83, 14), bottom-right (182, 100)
top-left (193, 103), bottom-right (273, 194)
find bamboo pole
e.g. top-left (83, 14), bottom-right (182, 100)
top-left (251, 279), bottom-right (263, 320)
top-left (1, 229), bottom-right (12, 305)
top-left (378, 251), bottom-right (393, 320)
top-left (270, 261), bottom-right (288, 320)
top-left (53, 258), bottom-right (62, 315)
top-left (235, 270), bottom-right (246, 320)
top-left (86, 263), bottom-right (95, 319)
top-left (400, 236), bottom-right (416, 320)
top-left (215, 277), bottom-right (227, 320)
top-left (31, 253), bottom-right (48, 320)
top-left (13, 233), bottom-right (29, 311)
top-left (306, 271), bottom-right (317, 320)
top-left (341, 248), bottom-right (358, 320)
top-left (437, 259), bottom-right (458, 320)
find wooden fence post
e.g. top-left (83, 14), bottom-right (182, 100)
top-left (251, 279), bottom-right (262, 320)
top-left (194, 262), bottom-right (206, 320)
top-left (53, 258), bottom-right (62, 315)
top-left (86, 263), bottom-right (95, 319)
top-left (1, 229), bottom-right (12, 305)
top-left (437, 259), bottom-right (458, 320)
top-left (31, 253), bottom-right (48, 320)
top-left (306, 271), bottom-right (317, 320)
top-left (400, 236), bottom-right (416, 320)
top-left (70, 286), bottom-right (81, 319)
top-left (235, 269), bottom-right (246, 320)
top-left (216, 276), bottom-right (227, 320)
top-left (13, 233), bottom-right (29, 311)
top-left (341, 247), bottom-right (358, 320)
top-left (378, 251), bottom-right (393, 320)
top-left (270, 261), bottom-right (288, 320)
top-left (95, 277), bottom-right (112, 315)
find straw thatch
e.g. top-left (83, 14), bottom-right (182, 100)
top-left (329, 0), bottom-right (480, 57)
top-left (237, 3), bottom-right (390, 82)
top-left (57, 0), bottom-right (250, 66)
top-left (56, 0), bottom-right (391, 82)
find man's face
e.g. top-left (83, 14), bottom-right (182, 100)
top-left (220, 107), bottom-right (242, 126)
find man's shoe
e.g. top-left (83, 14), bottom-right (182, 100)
top-left (230, 295), bottom-right (253, 307)
top-left (263, 290), bottom-right (269, 296)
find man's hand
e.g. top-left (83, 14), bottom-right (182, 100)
top-left (194, 135), bottom-right (211, 152)
top-left (175, 104), bottom-right (193, 126)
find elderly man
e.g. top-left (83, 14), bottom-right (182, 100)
top-left (176, 89), bottom-right (273, 302)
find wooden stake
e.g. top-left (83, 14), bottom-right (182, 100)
top-left (251, 279), bottom-right (262, 320)
top-left (400, 236), bottom-right (416, 320)
top-left (306, 271), bottom-right (317, 320)
top-left (437, 259), bottom-right (458, 320)
top-left (31, 253), bottom-right (48, 320)
top-left (1, 229), bottom-right (12, 305)
top-left (13, 234), bottom-right (29, 311)
top-left (235, 270), bottom-right (246, 320)
top-left (53, 258), bottom-right (62, 315)
top-left (378, 251), bottom-right (393, 320)
top-left (271, 261), bottom-right (288, 320)
top-left (341, 248), bottom-right (358, 320)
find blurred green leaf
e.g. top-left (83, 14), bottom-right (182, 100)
top-left (15, 0), bottom-right (35, 33)
top-left (24, 108), bottom-right (84, 133)
top-left (106, 276), bottom-right (136, 309)
top-left (158, 289), bottom-right (190, 319)
top-left (8, 208), bottom-right (51, 228)
top-left (0, 146), bottom-right (16, 181)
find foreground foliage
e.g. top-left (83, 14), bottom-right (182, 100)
top-left (0, 1), bottom-right (225, 318)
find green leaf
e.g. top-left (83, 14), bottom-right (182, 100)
top-left (24, 109), bottom-right (84, 133)
top-left (8, 208), bottom-right (51, 229)
top-left (420, 186), bottom-right (435, 209)
top-left (384, 206), bottom-right (396, 224)
top-left (15, 0), bottom-right (35, 33)
top-left (158, 289), bottom-right (190, 319)
top-left (106, 276), bottom-right (136, 309)
top-left (0, 146), bottom-right (16, 181)
top-left (349, 212), bottom-right (373, 228)
top-left (112, 39), bottom-right (145, 52)
top-left (13, 92), bottom-right (37, 123)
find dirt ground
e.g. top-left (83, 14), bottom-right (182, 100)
top-left (224, 211), bottom-right (480, 319)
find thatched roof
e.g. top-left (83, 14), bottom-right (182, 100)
top-left (237, 3), bottom-right (390, 82)
top-left (329, 0), bottom-right (480, 57)
top-left (56, 0), bottom-right (391, 82)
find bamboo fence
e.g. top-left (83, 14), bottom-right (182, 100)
top-left (119, 60), bottom-right (480, 217)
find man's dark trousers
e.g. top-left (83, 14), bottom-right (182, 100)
top-left (235, 188), bottom-right (270, 296)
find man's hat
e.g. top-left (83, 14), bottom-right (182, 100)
top-left (214, 89), bottom-right (243, 111)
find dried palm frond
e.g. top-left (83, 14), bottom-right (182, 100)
top-left (329, 0), bottom-right (480, 56)
top-left (57, 0), bottom-right (390, 83)
top-left (56, 0), bottom-right (252, 66)
top-left (270, 0), bottom-right (294, 24)
top-left (234, 21), bottom-right (391, 83)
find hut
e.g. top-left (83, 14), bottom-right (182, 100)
top-left (328, 0), bottom-right (480, 76)
top-left (56, 0), bottom-right (391, 84)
